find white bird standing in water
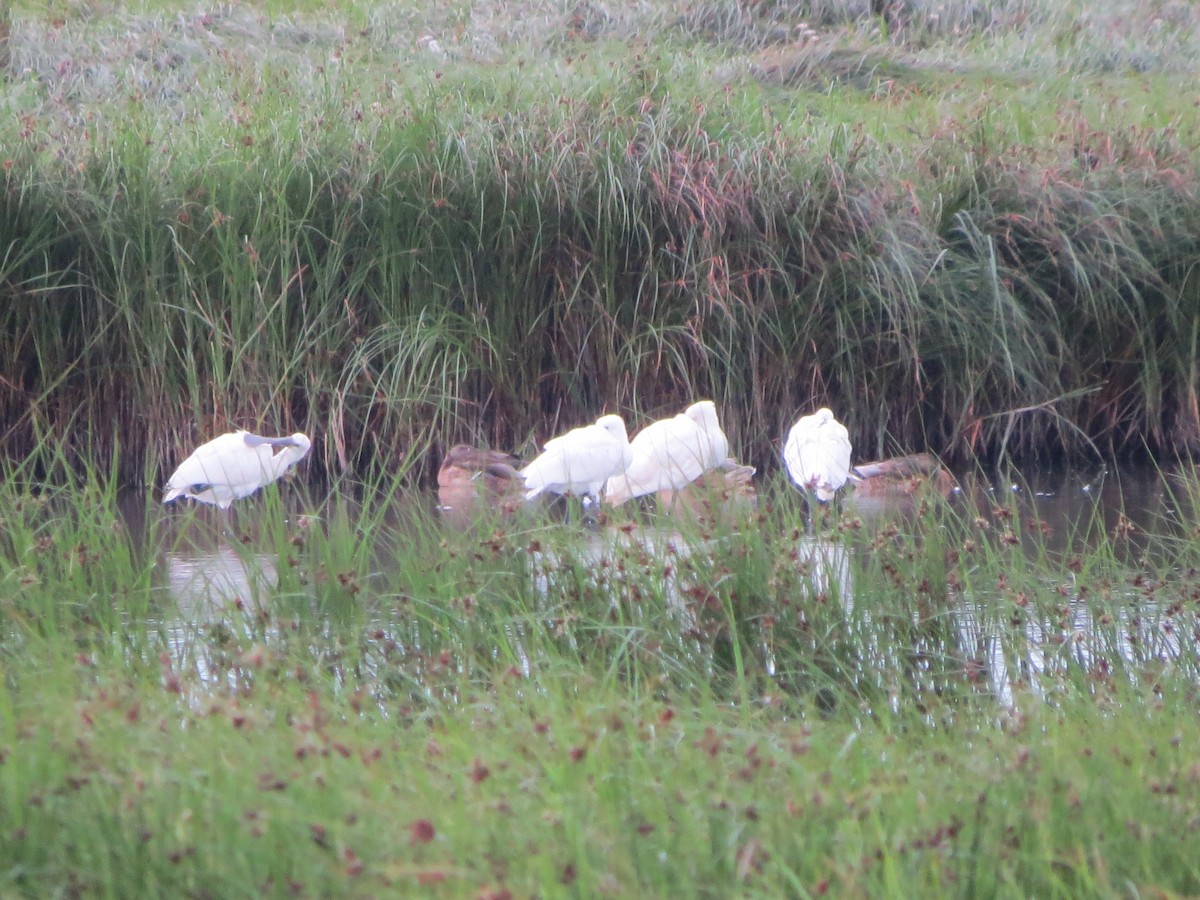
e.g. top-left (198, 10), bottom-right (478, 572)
top-left (783, 408), bottom-right (851, 523)
top-left (163, 430), bottom-right (312, 509)
top-left (520, 414), bottom-right (632, 505)
top-left (603, 400), bottom-right (730, 506)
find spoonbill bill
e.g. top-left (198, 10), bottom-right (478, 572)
top-left (163, 430), bottom-right (312, 509)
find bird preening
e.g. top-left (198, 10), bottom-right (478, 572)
top-left (782, 408), bottom-right (852, 502)
top-left (161, 405), bottom-right (949, 528)
top-left (519, 414), bottom-right (633, 507)
top-left (603, 400), bottom-right (730, 507)
top-left (436, 443), bottom-right (526, 523)
top-left (782, 408), bottom-right (852, 529)
top-left (163, 430), bottom-right (312, 509)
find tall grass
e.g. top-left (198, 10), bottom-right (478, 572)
top-left (2, 0), bottom-right (1200, 486)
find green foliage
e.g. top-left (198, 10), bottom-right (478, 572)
top-left (4, 2), bottom-right (1200, 892)
top-left (1, 2), bottom-right (1200, 483)
top-left (2, 460), bottom-right (1200, 895)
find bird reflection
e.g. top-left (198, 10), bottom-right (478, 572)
top-left (166, 544), bottom-right (278, 618)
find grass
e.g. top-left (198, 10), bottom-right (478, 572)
top-left (1, 1), bottom-right (1200, 482)
top-left (4, 1), bottom-right (1200, 893)
top-left (3, 456), bottom-right (1200, 895)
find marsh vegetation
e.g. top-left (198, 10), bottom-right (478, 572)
top-left (2, 0), bottom-right (1200, 479)
top-left (4, 462), bottom-right (1200, 896)
top-left (3, 0), bottom-right (1200, 895)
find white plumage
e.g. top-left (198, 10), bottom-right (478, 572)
top-left (520, 414), bottom-right (632, 501)
top-left (603, 400), bottom-right (730, 505)
top-left (782, 408), bottom-right (851, 502)
top-left (163, 430), bottom-right (312, 509)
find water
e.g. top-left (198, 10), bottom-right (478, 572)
top-left (147, 462), bottom-right (1199, 711)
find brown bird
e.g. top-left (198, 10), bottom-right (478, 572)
top-left (656, 459), bottom-right (758, 525)
top-left (437, 444), bottom-right (526, 522)
top-left (848, 453), bottom-right (955, 499)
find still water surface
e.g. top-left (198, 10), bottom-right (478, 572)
top-left (146, 462), bottom-right (1198, 710)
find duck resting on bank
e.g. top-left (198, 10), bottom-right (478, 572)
top-left (436, 443), bottom-right (526, 516)
top-left (848, 452), bottom-right (956, 498)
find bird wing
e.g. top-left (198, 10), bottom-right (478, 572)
top-left (524, 423), bottom-right (631, 497)
top-left (605, 420), bottom-right (677, 501)
top-left (605, 415), bottom-right (718, 503)
top-left (685, 404), bottom-right (730, 470)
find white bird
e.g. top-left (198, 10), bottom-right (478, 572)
top-left (163, 430), bottom-right (312, 509)
top-left (520, 414), bottom-right (633, 503)
top-left (603, 400), bottom-right (730, 506)
top-left (783, 408), bottom-right (851, 503)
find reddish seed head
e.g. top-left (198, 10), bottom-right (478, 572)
top-left (342, 848), bottom-right (364, 877)
top-left (410, 819), bottom-right (436, 844)
top-left (469, 759), bottom-right (490, 783)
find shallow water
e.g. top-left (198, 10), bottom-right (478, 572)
top-left (146, 461), bottom-right (1198, 709)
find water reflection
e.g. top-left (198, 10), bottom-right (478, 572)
top-left (160, 539), bottom-right (279, 695)
top-left (135, 461), bottom-right (1199, 712)
top-left (956, 463), bottom-right (1186, 556)
top-left (794, 536), bottom-right (853, 610)
top-left (952, 595), bottom-right (1187, 709)
top-left (167, 543), bottom-right (277, 615)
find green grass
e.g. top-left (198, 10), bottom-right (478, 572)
top-left (4, 4), bottom-right (1200, 891)
top-left (2, 459), bottom-right (1200, 896)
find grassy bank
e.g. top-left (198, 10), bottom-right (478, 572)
top-left (1, 461), bottom-right (1200, 895)
top-left (0, 1), bottom-right (1199, 483)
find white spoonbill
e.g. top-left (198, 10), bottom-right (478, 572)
top-left (603, 400), bottom-right (730, 506)
top-left (783, 408), bottom-right (851, 504)
top-left (163, 430), bottom-right (312, 509)
top-left (520, 414), bottom-right (632, 504)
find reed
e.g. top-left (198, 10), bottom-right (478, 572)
top-left (6, 3), bottom-right (1200, 892)
top-left (0, 2), bottom-right (1199, 484)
